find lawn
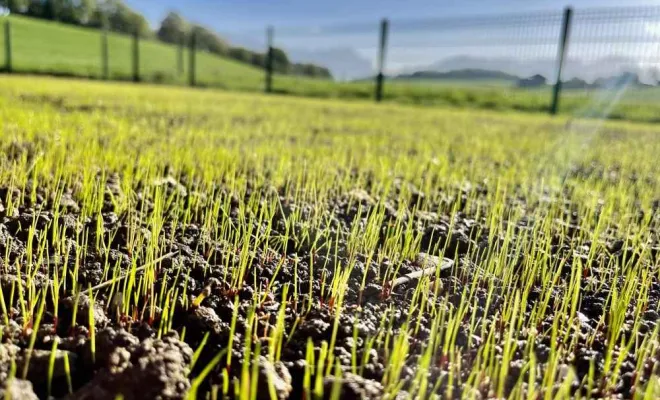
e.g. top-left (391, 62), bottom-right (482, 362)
top-left (0, 75), bottom-right (658, 399)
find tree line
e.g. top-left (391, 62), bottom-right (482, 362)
top-left (1, 0), bottom-right (332, 79)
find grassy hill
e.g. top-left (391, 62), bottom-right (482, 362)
top-left (0, 15), bottom-right (266, 90)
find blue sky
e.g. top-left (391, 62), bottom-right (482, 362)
top-left (127, 0), bottom-right (658, 31)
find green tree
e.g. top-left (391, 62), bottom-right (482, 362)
top-left (58, 0), bottom-right (80, 24)
top-left (87, 0), bottom-right (111, 28)
top-left (288, 61), bottom-right (332, 78)
top-left (77, 0), bottom-right (97, 25)
top-left (3, 0), bottom-right (29, 13)
top-left (105, 0), bottom-right (151, 36)
top-left (228, 47), bottom-right (253, 63)
top-left (26, 0), bottom-right (45, 17)
top-left (42, 0), bottom-right (60, 20)
top-left (157, 11), bottom-right (188, 45)
top-left (191, 24), bottom-right (228, 55)
top-left (271, 47), bottom-right (290, 73)
top-left (127, 11), bottom-right (151, 37)
top-left (39, 0), bottom-right (78, 23)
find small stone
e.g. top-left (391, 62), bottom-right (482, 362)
top-left (322, 373), bottom-right (384, 399)
top-left (0, 343), bottom-right (21, 382)
top-left (347, 189), bottom-right (374, 205)
top-left (576, 312), bottom-right (589, 325)
top-left (257, 357), bottom-right (292, 400)
top-left (153, 176), bottom-right (187, 197)
top-left (185, 306), bottom-right (229, 342)
top-left (0, 379), bottom-right (38, 400)
top-left (85, 327), bottom-right (139, 368)
top-left (416, 211), bottom-right (438, 223)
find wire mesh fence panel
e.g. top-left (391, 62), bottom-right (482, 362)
top-left (163, 26), bottom-right (264, 91)
top-left (562, 6), bottom-right (660, 122)
top-left (194, 48), bottom-right (266, 92)
top-left (10, 15), bottom-right (101, 78)
top-left (254, 7), bottom-right (660, 122)
top-left (386, 11), bottom-right (563, 112)
top-left (265, 22), bottom-right (380, 100)
top-left (106, 32), bottom-right (134, 81)
top-left (138, 38), bottom-right (180, 85)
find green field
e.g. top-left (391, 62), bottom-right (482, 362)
top-left (276, 78), bottom-right (660, 123)
top-left (1, 15), bottom-right (660, 124)
top-left (0, 75), bottom-right (658, 399)
top-left (0, 15), bottom-right (267, 90)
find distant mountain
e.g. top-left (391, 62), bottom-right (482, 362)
top-left (425, 56), bottom-right (539, 76)
top-left (408, 55), bottom-right (660, 84)
top-left (217, 34), bottom-right (374, 81)
top-left (515, 72), bottom-right (657, 89)
top-left (394, 68), bottom-right (520, 81)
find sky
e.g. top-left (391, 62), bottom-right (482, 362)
top-left (126, 0), bottom-right (658, 32)
top-left (125, 0), bottom-right (660, 78)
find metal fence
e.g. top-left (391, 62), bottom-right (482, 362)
top-left (0, 17), bottom-right (191, 85)
top-left (264, 5), bottom-right (660, 118)
top-left (3, 6), bottom-right (660, 118)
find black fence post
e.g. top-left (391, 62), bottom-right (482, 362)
top-left (551, 7), bottom-right (572, 115)
top-left (265, 26), bottom-right (274, 93)
top-left (132, 29), bottom-right (139, 82)
top-left (4, 20), bottom-right (11, 73)
top-left (189, 31), bottom-right (196, 87)
top-left (178, 35), bottom-right (184, 75)
top-left (101, 28), bottom-right (109, 79)
top-left (375, 18), bottom-right (389, 102)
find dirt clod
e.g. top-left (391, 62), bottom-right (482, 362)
top-left (257, 356), bottom-right (292, 400)
top-left (71, 332), bottom-right (193, 400)
top-left (59, 294), bottom-right (109, 334)
top-left (322, 373), bottom-right (384, 400)
top-left (0, 378), bottom-right (39, 400)
top-left (17, 349), bottom-right (77, 385)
